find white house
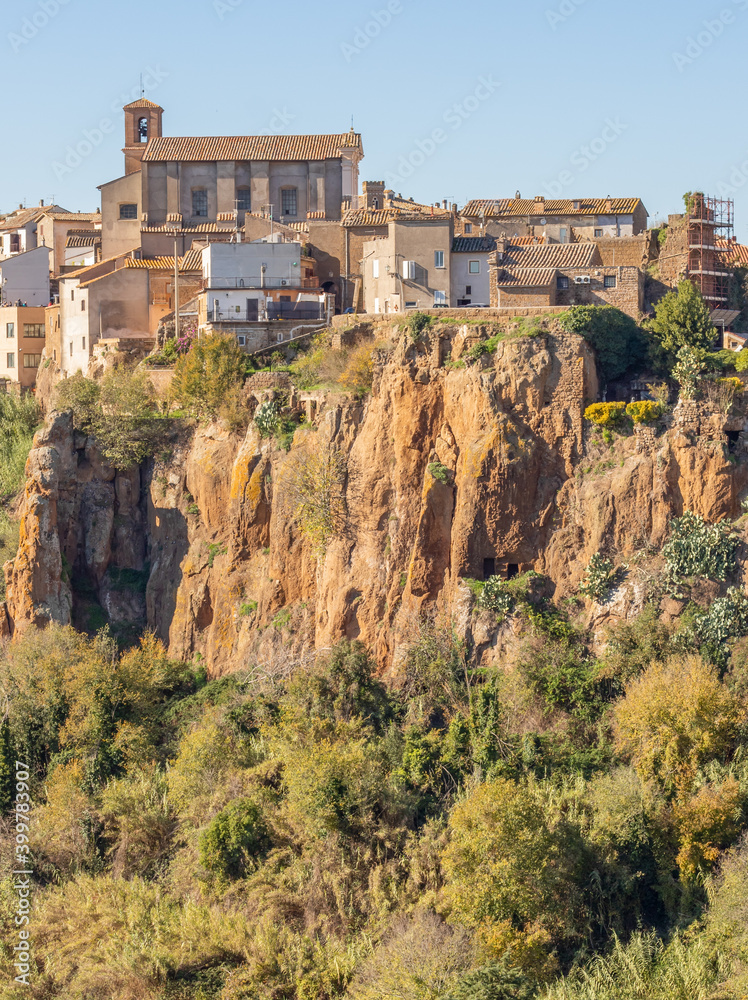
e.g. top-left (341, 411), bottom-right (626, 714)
top-left (450, 236), bottom-right (495, 307)
top-left (0, 247), bottom-right (52, 306)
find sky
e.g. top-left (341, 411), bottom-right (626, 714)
top-left (3, 0), bottom-right (748, 237)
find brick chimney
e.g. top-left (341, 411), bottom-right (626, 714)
top-left (534, 195), bottom-right (545, 211)
top-left (605, 197), bottom-right (614, 213)
top-left (496, 237), bottom-right (509, 261)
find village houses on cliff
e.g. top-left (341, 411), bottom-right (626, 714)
top-left (0, 98), bottom-right (744, 392)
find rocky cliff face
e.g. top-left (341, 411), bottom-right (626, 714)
top-left (5, 322), bottom-right (748, 675)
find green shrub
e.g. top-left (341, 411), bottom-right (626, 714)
top-left (579, 553), bottom-right (617, 601)
top-left (170, 334), bottom-right (249, 417)
top-left (646, 279), bottom-right (717, 356)
top-left (407, 311), bottom-right (433, 341)
top-left (254, 400), bottom-right (279, 437)
top-left (427, 460), bottom-right (452, 485)
top-left (735, 349), bottom-right (748, 372)
top-left (558, 305), bottom-right (646, 383)
top-left (239, 600), bottom-right (257, 616)
top-left (694, 588), bottom-right (748, 666)
top-left (198, 798), bottom-right (271, 881)
top-left (0, 392), bottom-right (39, 498)
top-left (672, 345), bottom-right (707, 399)
top-left (479, 575), bottom-right (513, 619)
top-left (663, 511), bottom-right (738, 585)
top-left (55, 369), bottom-right (163, 470)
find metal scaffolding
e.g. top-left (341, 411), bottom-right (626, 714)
top-left (687, 193), bottom-right (734, 307)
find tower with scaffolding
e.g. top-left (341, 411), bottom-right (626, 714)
top-left (686, 192), bottom-right (734, 309)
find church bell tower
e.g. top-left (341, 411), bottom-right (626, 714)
top-left (123, 99), bottom-right (163, 175)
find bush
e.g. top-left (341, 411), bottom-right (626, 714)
top-left (694, 587), bottom-right (748, 666)
top-left (407, 311), bottom-right (433, 341)
top-left (338, 344), bottom-right (375, 396)
top-left (170, 334), bottom-right (249, 417)
top-left (199, 797), bottom-right (271, 881)
top-left (55, 369), bottom-right (162, 470)
top-left (579, 553), bottom-right (617, 601)
top-left (254, 399), bottom-right (279, 437)
top-left (735, 349), bottom-right (748, 372)
top-left (478, 575), bottom-right (514, 619)
top-left (427, 460), bottom-right (452, 485)
top-left (663, 511), bottom-right (738, 585)
top-left (0, 391), bottom-right (39, 498)
top-left (558, 305), bottom-right (646, 383)
top-left (626, 400), bottom-right (661, 424)
top-left (583, 402), bottom-right (627, 427)
top-left (276, 443), bottom-right (347, 553)
top-left (672, 345), bottom-right (707, 399)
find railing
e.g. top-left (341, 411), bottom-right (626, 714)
top-left (267, 302), bottom-right (324, 321)
top-left (206, 276), bottom-right (303, 289)
top-left (207, 306), bottom-right (259, 322)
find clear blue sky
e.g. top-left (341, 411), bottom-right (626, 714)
top-left (3, 0), bottom-right (748, 237)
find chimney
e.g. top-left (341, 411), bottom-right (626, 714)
top-left (451, 202), bottom-right (457, 213)
top-left (442, 199), bottom-right (448, 210)
top-left (496, 237), bottom-right (509, 260)
top-left (606, 197), bottom-right (614, 213)
top-left (40, 198), bottom-right (44, 207)
top-left (534, 195), bottom-right (545, 211)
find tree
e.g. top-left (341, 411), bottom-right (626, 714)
top-left (557, 305), bottom-right (646, 383)
top-left (170, 334), bottom-right (249, 417)
top-left (614, 655), bottom-right (746, 796)
top-left (442, 778), bottom-right (587, 945)
top-left (55, 369), bottom-right (162, 469)
top-left (647, 280), bottom-right (717, 355)
top-left (198, 797), bottom-right (271, 881)
top-left (276, 442), bottom-right (347, 553)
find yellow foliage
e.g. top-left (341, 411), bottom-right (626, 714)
top-left (673, 778), bottom-right (744, 881)
top-left (626, 400), bottom-right (661, 424)
top-left (30, 760), bottom-right (97, 873)
top-left (338, 344), bottom-right (375, 395)
top-left (614, 655), bottom-right (746, 796)
top-left (584, 401), bottom-right (627, 426)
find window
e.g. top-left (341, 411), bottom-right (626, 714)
top-left (604, 275), bottom-right (617, 288)
top-left (236, 188), bottom-right (251, 212)
top-left (465, 285), bottom-right (472, 295)
top-left (81, 300), bottom-right (86, 312)
top-left (372, 259), bottom-right (379, 278)
top-left (594, 228), bottom-right (604, 238)
top-left (237, 335), bottom-right (246, 346)
top-left (119, 203), bottom-right (138, 220)
top-left (281, 188), bottom-right (298, 217)
top-left (24, 324), bottom-right (44, 338)
top-left (71, 290), bottom-right (75, 301)
top-left (434, 250), bottom-right (445, 268)
top-left (138, 116), bottom-right (148, 141)
top-left (559, 228), bottom-right (567, 243)
top-left (464, 223), bottom-right (473, 234)
top-left (374, 297), bottom-right (380, 314)
top-left (82, 337), bottom-right (86, 351)
top-left (53, 349), bottom-right (57, 361)
top-left (557, 275), bottom-right (569, 289)
top-left (70, 342), bottom-right (73, 357)
top-left (402, 260), bottom-right (416, 280)
top-left (9, 234), bottom-right (21, 253)
top-left (434, 290), bottom-right (447, 306)
top-left (468, 260), bottom-right (480, 274)
top-left (23, 354), bottom-right (41, 368)
top-left (6, 353), bottom-right (14, 369)
top-left (6, 323), bottom-right (14, 339)
top-left (192, 189), bottom-right (208, 217)
top-left (405, 300), bottom-right (417, 308)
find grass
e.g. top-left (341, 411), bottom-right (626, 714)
top-left (0, 392), bottom-right (40, 500)
top-left (0, 512), bottom-right (19, 598)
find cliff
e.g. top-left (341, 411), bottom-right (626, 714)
top-left (5, 321), bottom-right (748, 675)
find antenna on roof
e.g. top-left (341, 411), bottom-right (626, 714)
top-left (351, 114), bottom-right (354, 130)
top-left (140, 73), bottom-right (145, 97)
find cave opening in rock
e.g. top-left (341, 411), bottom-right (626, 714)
top-left (506, 563), bottom-right (519, 579)
top-left (482, 557), bottom-right (495, 580)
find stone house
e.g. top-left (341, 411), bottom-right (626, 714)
top-left (461, 196), bottom-right (648, 242)
top-left (0, 203), bottom-right (68, 262)
top-left (489, 241), bottom-right (644, 317)
top-left (99, 99), bottom-right (364, 260)
top-left (34, 211), bottom-right (101, 275)
top-left (362, 217), bottom-right (453, 313)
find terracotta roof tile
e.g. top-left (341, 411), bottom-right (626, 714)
top-left (65, 233), bottom-right (102, 248)
top-left (463, 198), bottom-right (643, 218)
top-left (495, 268), bottom-right (557, 287)
top-left (0, 204), bottom-right (69, 231)
top-left (717, 238), bottom-right (748, 265)
top-left (42, 212), bottom-right (101, 222)
top-left (142, 132), bottom-right (362, 163)
top-left (452, 236), bottom-right (496, 253)
top-left (124, 254), bottom-right (202, 271)
top-left (497, 242), bottom-right (601, 269)
top-left (342, 208), bottom-right (450, 228)
top-left (124, 98), bottom-right (163, 110)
